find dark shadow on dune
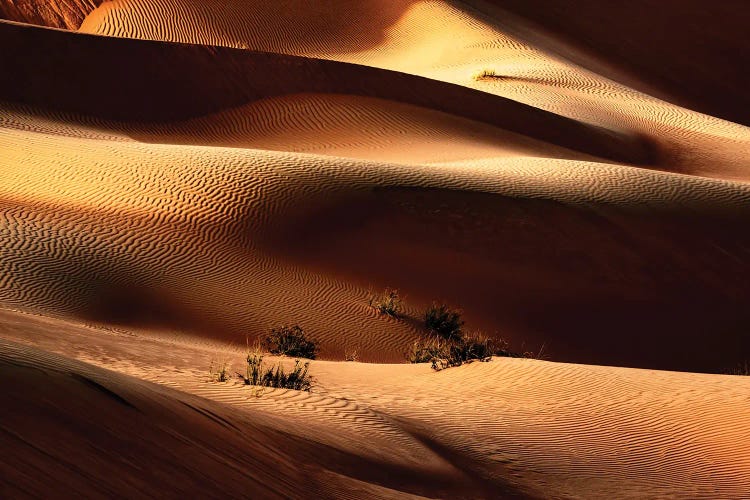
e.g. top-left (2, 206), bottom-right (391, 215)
top-left (266, 186), bottom-right (750, 373)
top-left (470, 0), bottom-right (750, 126)
top-left (0, 20), bottom-right (654, 165)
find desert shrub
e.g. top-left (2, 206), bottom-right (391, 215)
top-left (344, 348), bottom-right (358, 362)
top-left (408, 332), bottom-right (514, 371)
top-left (473, 69), bottom-right (499, 80)
top-left (243, 352), bottom-right (313, 392)
top-left (424, 303), bottom-right (464, 341)
top-left (262, 325), bottom-right (318, 359)
top-left (407, 336), bottom-right (447, 366)
top-left (368, 288), bottom-right (402, 317)
top-left (209, 359), bottom-right (230, 382)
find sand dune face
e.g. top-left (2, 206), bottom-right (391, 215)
top-left (0, 21), bottom-right (649, 164)
top-left (2, 108), bottom-right (750, 370)
top-left (3, 311), bottom-right (750, 498)
top-left (1, 336), bottom-right (515, 498)
top-left (2, 1), bottom-right (750, 497)
top-left (0, 0), bottom-right (101, 29)
top-left (69, 0), bottom-right (750, 180)
top-left (478, 0), bottom-right (750, 127)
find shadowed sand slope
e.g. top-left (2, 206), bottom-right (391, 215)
top-left (2, 311), bottom-right (750, 499)
top-left (0, 20), bottom-right (648, 165)
top-left (2, 2), bottom-right (750, 498)
top-left (476, 0), bottom-right (750, 127)
top-left (2, 108), bottom-right (750, 371)
top-left (69, 0), bottom-right (750, 180)
top-left (0, 337), bottom-right (517, 498)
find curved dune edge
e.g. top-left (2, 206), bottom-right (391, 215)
top-left (70, 0), bottom-right (750, 180)
top-left (0, 0), bottom-right (101, 29)
top-left (0, 20), bottom-right (652, 166)
top-left (0, 336), bottom-right (514, 498)
top-left (469, 0), bottom-right (750, 127)
top-left (2, 310), bottom-right (750, 499)
top-left (2, 116), bottom-right (750, 371)
top-left (1, 95), bottom-right (594, 164)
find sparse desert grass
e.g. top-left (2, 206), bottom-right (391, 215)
top-left (424, 302), bottom-right (464, 341)
top-left (408, 331), bottom-right (515, 371)
top-left (344, 348), bottom-right (358, 362)
top-left (368, 288), bottom-right (402, 317)
top-left (473, 68), bottom-right (500, 80)
top-left (242, 350), bottom-right (313, 391)
top-left (208, 359), bottom-right (230, 382)
top-left (262, 325), bottom-right (319, 359)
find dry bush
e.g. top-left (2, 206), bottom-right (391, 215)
top-left (242, 351), bottom-right (313, 392)
top-left (424, 303), bottom-right (464, 341)
top-left (368, 288), bottom-right (403, 317)
top-left (408, 332), bottom-right (515, 371)
top-left (262, 325), bottom-right (319, 359)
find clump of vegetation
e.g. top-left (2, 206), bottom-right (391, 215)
top-left (425, 302), bottom-right (465, 341)
top-left (262, 325), bottom-right (319, 359)
top-left (407, 336), bottom-right (446, 366)
top-left (368, 288), bottom-right (402, 317)
top-left (209, 359), bottom-right (230, 382)
top-left (408, 332), bottom-right (514, 371)
top-left (242, 351), bottom-right (313, 391)
top-left (473, 68), bottom-right (500, 80)
top-left (344, 348), bottom-right (358, 362)
top-left (410, 302), bottom-right (519, 370)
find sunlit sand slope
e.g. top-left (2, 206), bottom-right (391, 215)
top-left (476, 0), bottom-right (750, 126)
top-left (0, 337), bottom-right (514, 498)
top-left (2, 106), bottom-right (750, 371)
top-left (2, 310), bottom-right (750, 499)
top-left (71, 0), bottom-right (750, 179)
top-left (0, 20), bottom-right (647, 165)
top-left (0, 0), bottom-right (100, 29)
top-left (1, 95), bottom-right (589, 164)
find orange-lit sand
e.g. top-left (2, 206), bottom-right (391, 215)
top-left (1, 1), bottom-right (750, 497)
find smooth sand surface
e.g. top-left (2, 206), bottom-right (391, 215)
top-left (1, 2), bottom-right (750, 497)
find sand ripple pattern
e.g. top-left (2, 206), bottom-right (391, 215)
top-left (77, 0), bottom-right (750, 180)
top-left (2, 311), bottom-right (750, 499)
top-left (2, 117), bottom-right (750, 366)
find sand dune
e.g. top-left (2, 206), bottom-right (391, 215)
top-left (71, 0), bottom-right (750, 179)
top-left (1, 1), bottom-right (749, 497)
top-left (1, 336), bottom-right (508, 498)
top-left (474, 0), bottom-right (750, 126)
top-left (2, 110), bottom-right (750, 370)
top-left (2, 309), bottom-right (750, 498)
top-left (0, 0), bottom-right (100, 29)
top-left (0, 20), bottom-right (648, 165)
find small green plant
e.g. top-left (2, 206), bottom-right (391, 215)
top-left (425, 303), bottom-right (464, 341)
top-left (368, 288), bottom-right (402, 317)
top-left (209, 359), bottom-right (230, 382)
top-left (262, 325), bottom-right (319, 359)
top-left (242, 352), bottom-right (313, 391)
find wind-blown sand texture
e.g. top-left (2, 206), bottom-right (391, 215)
top-left (1, 1), bottom-right (750, 498)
